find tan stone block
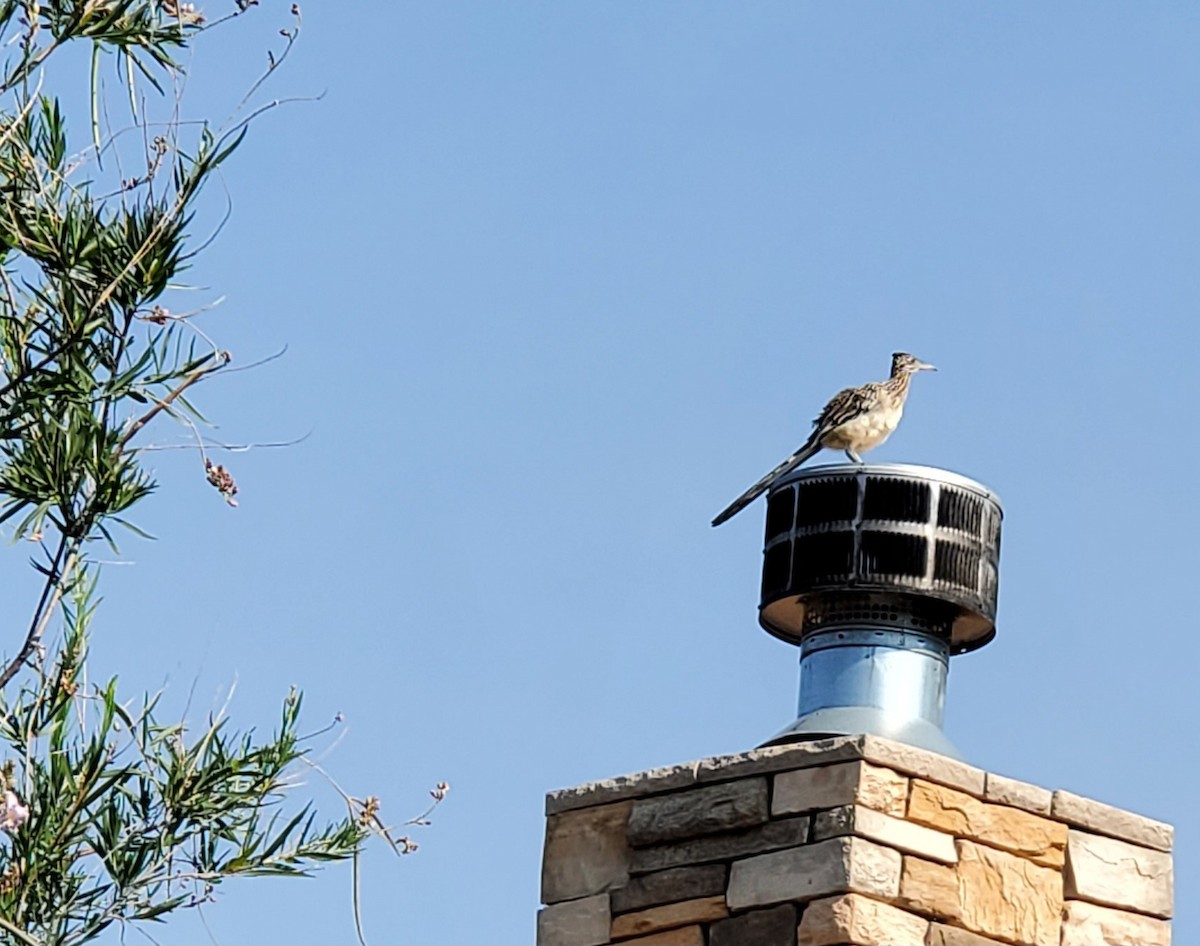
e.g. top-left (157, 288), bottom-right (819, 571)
top-left (859, 735), bottom-right (986, 796)
top-left (542, 800), bottom-right (633, 903)
top-left (1065, 829), bottom-right (1173, 919)
top-left (1062, 900), bottom-right (1171, 946)
top-left (774, 761), bottom-right (908, 817)
top-left (908, 780), bottom-right (1067, 867)
top-left (1053, 790), bottom-right (1173, 852)
top-left (797, 893), bottom-right (928, 946)
top-left (898, 857), bottom-right (961, 922)
top-left (537, 894), bottom-right (611, 946)
top-left (610, 896), bottom-right (728, 939)
top-left (955, 840), bottom-right (1062, 945)
top-left (727, 837), bottom-right (901, 910)
top-left (924, 922), bottom-right (1005, 945)
top-left (983, 772), bottom-right (1051, 815)
top-left (617, 925), bottom-right (705, 945)
top-left (814, 805), bottom-right (957, 865)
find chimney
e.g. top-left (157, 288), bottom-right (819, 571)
top-left (538, 463), bottom-right (1173, 946)
top-left (758, 463), bottom-right (1000, 758)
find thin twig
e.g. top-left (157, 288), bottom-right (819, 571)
top-left (115, 353), bottom-right (229, 455)
top-left (0, 537), bottom-right (72, 691)
top-left (137, 433), bottom-right (311, 453)
top-left (216, 344), bottom-right (287, 374)
top-left (220, 92), bottom-right (325, 146)
top-left (229, 5), bottom-right (301, 122)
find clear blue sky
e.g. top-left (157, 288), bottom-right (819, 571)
top-left (25, 3), bottom-right (1199, 942)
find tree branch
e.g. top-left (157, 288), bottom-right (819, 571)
top-left (0, 535), bottom-right (72, 691)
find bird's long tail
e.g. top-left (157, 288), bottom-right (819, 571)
top-left (711, 436), bottom-right (822, 527)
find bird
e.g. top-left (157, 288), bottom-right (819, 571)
top-left (711, 352), bottom-right (936, 527)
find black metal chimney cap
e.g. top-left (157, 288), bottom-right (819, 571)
top-left (758, 463), bottom-right (1003, 655)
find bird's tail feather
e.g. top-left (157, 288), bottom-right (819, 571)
top-left (711, 438), bottom-right (821, 527)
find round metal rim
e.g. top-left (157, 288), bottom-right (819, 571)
top-left (800, 627), bottom-right (951, 659)
top-left (773, 462), bottom-right (1002, 508)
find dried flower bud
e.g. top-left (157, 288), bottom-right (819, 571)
top-left (1, 789), bottom-right (29, 833)
top-left (205, 459), bottom-right (239, 507)
top-left (358, 795), bottom-right (381, 827)
top-left (161, 0), bottom-right (204, 23)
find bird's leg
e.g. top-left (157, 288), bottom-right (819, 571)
top-left (846, 449), bottom-right (864, 464)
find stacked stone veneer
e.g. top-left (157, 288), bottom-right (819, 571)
top-left (538, 735), bottom-right (1173, 946)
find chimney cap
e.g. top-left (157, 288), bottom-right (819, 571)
top-left (759, 461), bottom-right (1003, 655)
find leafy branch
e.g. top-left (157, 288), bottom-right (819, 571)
top-left (0, 2), bottom-right (444, 943)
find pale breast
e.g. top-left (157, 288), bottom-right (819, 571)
top-left (822, 405), bottom-right (904, 452)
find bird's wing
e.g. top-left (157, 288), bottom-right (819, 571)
top-left (812, 381), bottom-right (885, 433)
top-left (712, 380), bottom-right (890, 528)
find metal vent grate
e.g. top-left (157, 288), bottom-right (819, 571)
top-left (863, 477), bottom-right (930, 523)
top-left (795, 477), bottom-right (858, 526)
top-left (765, 486), bottom-right (796, 542)
top-left (860, 531), bottom-right (927, 578)
top-left (761, 541), bottom-right (792, 600)
top-left (759, 463), bottom-right (1002, 654)
top-left (934, 540), bottom-right (981, 590)
top-left (791, 532), bottom-right (854, 586)
top-left (937, 487), bottom-right (984, 535)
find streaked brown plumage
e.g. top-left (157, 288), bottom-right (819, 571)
top-left (711, 352), bottom-right (936, 527)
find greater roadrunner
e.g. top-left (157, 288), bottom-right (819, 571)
top-left (711, 352), bottom-right (936, 527)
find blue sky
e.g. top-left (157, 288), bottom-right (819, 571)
top-left (16, 3), bottom-right (1199, 942)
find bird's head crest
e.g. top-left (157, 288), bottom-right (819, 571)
top-left (892, 352), bottom-right (937, 375)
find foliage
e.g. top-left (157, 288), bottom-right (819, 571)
top-left (0, 570), bottom-right (367, 945)
top-left (0, 3), bottom-right (434, 943)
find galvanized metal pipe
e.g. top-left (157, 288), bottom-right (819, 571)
top-left (797, 628), bottom-right (948, 727)
top-left (766, 624), bottom-right (960, 758)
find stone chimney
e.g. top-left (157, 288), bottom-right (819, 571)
top-left (537, 464), bottom-right (1173, 946)
top-left (538, 735), bottom-right (1172, 945)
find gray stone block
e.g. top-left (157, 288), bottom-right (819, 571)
top-left (709, 904), bottom-right (797, 946)
top-left (627, 778), bottom-right (768, 847)
top-left (544, 735), bottom-right (864, 815)
top-left (536, 894), bottom-right (609, 946)
top-left (726, 836), bottom-right (901, 911)
top-left (630, 816), bottom-right (810, 874)
top-left (610, 864), bottom-right (726, 914)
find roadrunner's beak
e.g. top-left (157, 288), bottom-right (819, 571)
top-left (916, 361), bottom-right (937, 372)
